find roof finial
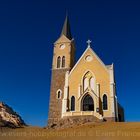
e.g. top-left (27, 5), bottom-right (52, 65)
top-left (87, 39), bottom-right (92, 47)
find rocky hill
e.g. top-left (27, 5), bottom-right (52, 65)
top-left (0, 102), bottom-right (25, 128)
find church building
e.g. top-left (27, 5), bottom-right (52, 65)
top-left (48, 16), bottom-right (124, 127)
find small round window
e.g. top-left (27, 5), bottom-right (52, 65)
top-left (85, 55), bottom-right (93, 62)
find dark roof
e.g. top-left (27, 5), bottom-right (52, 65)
top-left (61, 15), bottom-right (72, 40)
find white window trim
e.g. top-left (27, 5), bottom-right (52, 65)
top-left (56, 89), bottom-right (62, 99)
top-left (70, 96), bottom-right (76, 111)
top-left (56, 56), bottom-right (61, 69)
top-left (102, 93), bottom-right (109, 111)
top-left (81, 70), bottom-right (96, 94)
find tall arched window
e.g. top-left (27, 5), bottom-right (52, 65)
top-left (84, 77), bottom-right (89, 91)
top-left (103, 94), bottom-right (108, 110)
top-left (71, 96), bottom-right (75, 111)
top-left (83, 71), bottom-right (95, 91)
top-left (90, 77), bottom-right (94, 91)
top-left (57, 56), bottom-right (61, 68)
top-left (62, 56), bottom-right (65, 68)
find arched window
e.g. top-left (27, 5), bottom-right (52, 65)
top-left (82, 94), bottom-right (94, 111)
top-left (90, 77), bottom-right (94, 91)
top-left (103, 94), bottom-right (108, 110)
top-left (57, 56), bottom-right (61, 68)
top-left (84, 77), bottom-right (89, 91)
top-left (83, 71), bottom-right (95, 91)
top-left (62, 56), bottom-right (65, 68)
top-left (71, 96), bottom-right (75, 111)
top-left (56, 89), bottom-right (62, 99)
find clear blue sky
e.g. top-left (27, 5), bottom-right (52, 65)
top-left (0, 0), bottom-right (140, 126)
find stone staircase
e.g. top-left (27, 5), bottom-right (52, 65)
top-left (48, 115), bottom-right (103, 129)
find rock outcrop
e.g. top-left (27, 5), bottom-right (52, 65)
top-left (0, 102), bottom-right (25, 128)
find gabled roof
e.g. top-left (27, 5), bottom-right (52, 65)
top-left (69, 46), bottom-right (110, 75)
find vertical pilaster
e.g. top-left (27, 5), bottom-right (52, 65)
top-left (78, 84), bottom-right (81, 98)
top-left (109, 64), bottom-right (116, 118)
top-left (62, 71), bottom-right (69, 116)
top-left (96, 83), bottom-right (100, 111)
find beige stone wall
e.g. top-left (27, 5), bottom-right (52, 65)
top-left (53, 35), bottom-right (75, 69)
top-left (68, 47), bottom-right (112, 118)
top-left (48, 69), bottom-right (69, 126)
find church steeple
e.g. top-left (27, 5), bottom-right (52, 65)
top-left (61, 15), bottom-right (72, 40)
top-left (52, 15), bottom-right (75, 70)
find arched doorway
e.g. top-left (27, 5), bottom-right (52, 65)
top-left (82, 94), bottom-right (94, 111)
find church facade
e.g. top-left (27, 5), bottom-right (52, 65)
top-left (48, 16), bottom-right (124, 127)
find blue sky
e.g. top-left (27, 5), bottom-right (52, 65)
top-left (0, 0), bottom-right (140, 126)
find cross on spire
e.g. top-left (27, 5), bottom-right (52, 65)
top-left (87, 39), bottom-right (92, 47)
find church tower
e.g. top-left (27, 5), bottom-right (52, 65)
top-left (48, 16), bottom-right (75, 126)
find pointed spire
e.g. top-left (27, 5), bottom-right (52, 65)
top-left (61, 15), bottom-right (72, 40)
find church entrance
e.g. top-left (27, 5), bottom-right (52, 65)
top-left (82, 94), bottom-right (94, 111)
